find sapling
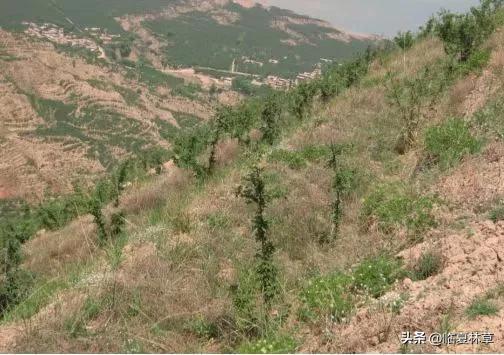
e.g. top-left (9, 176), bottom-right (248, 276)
top-left (236, 166), bottom-right (279, 308)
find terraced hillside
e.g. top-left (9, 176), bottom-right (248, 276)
top-left (0, 29), bottom-right (212, 200)
top-left (0, 1), bottom-right (503, 353)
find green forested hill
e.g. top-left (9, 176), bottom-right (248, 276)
top-left (0, 0), bottom-right (379, 78)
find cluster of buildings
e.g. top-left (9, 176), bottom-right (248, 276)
top-left (23, 22), bottom-right (114, 57)
top-left (264, 75), bottom-right (292, 90)
top-left (295, 66), bottom-right (322, 82)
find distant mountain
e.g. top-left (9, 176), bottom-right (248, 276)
top-left (0, 0), bottom-right (382, 78)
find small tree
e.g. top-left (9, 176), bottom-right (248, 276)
top-left (90, 198), bottom-right (107, 245)
top-left (394, 31), bottom-right (414, 50)
top-left (114, 161), bottom-right (129, 207)
top-left (291, 81), bottom-right (317, 121)
top-left (325, 144), bottom-right (358, 241)
top-left (327, 144), bottom-right (343, 240)
top-left (0, 236), bottom-right (26, 314)
top-left (207, 107), bottom-right (230, 174)
top-left (260, 94), bottom-right (283, 145)
top-left (318, 67), bottom-right (341, 102)
top-left (435, 1), bottom-right (502, 62)
top-left (236, 166), bottom-right (278, 308)
top-left (173, 126), bottom-right (210, 178)
top-left (110, 211), bottom-right (126, 240)
top-left (386, 68), bottom-right (444, 153)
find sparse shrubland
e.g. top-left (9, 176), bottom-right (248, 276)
top-left (3, 1), bottom-right (504, 352)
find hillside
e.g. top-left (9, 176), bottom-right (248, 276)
top-left (0, 0), bottom-right (380, 201)
top-left (1, 1), bottom-right (504, 353)
top-left (0, 28), bottom-right (212, 200)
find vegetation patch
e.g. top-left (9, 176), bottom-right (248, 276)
top-left (352, 255), bottom-right (404, 298)
top-left (299, 272), bottom-right (354, 322)
top-left (410, 250), bottom-right (444, 281)
top-left (489, 200), bottom-right (504, 223)
top-left (474, 96), bottom-right (504, 139)
top-left (362, 184), bottom-right (436, 235)
top-left (425, 118), bottom-right (481, 169)
top-left (238, 334), bottom-right (297, 354)
top-left (466, 298), bottom-right (499, 319)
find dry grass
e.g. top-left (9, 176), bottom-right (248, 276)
top-left (120, 166), bottom-right (192, 215)
top-left (369, 37), bottom-right (445, 82)
top-left (23, 215), bottom-right (98, 277)
top-left (449, 74), bottom-right (479, 116)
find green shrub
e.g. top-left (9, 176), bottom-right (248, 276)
top-left (456, 49), bottom-right (491, 74)
top-left (173, 125), bottom-right (211, 178)
top-left (362, 184), bottom-right (436, 234)
top-left (238, 334), bottom-right (297, 354)
top-left (466, 298), bottom-right (499, 318)
top-left (299, 272), bottom-right (354, 322)
top-left (299, 145), bottom-right (331, 163)
top-left (386, 67), bottom-right (445, 153)
top-left (412, 251), bottom-right (443, 280)
top-left (269, 150), bottom-right (306, 170)
top-left (352, 255), bottom-right (404, 298)
top-left (185, 315), bottom-right (219, 339)
top-left (489, 202), bottom-right (504, 223)
top-left (260, 94), bottom-right (283, 145)
top-left (425, 118), bottom-right (481, 169)
top-left (394, 31), bottom-right (415, 50)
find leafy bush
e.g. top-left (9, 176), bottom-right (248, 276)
top-left (269, 150), bottom-right (307, 170)
top-left (300, 145), bottom-right (331, 162)
top-left (362, 184), bottom-right (436, 234)
top-left (466, 298), bottom-right (499, 318)
top-left (425, 118), bottom-right (481, 169)
top-left (456, 49), bottom-right (491, 74)
top-left (173, 125), bottom-right (211, 178)
top-left (238, 334), bottom-right (297, 354)
top-left (411, 251), bottom-right (443, 280)
top-left (394, 31), bottom-right (415, 50)
top-left (185, 315), bottom-right (219, 339)
top-left (352, 255), bottom-right (404, 298)
top-left (299, 272), bottom-right (354, 322)
top-left (260, 94), bottom-right (283, 145)
top-left (290, 81), bottom-right (317, 120)
top-left (386, 67), bottom-right (445, 153)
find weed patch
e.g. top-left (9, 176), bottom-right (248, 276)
top-left (299, 272), bottom-right (354, 323)
top-left (425, 118), bottom-right (481, 169)
top-left (466, 298), bottom-right (499, 319)
top-left (352, 255), bottom-right (404, 298)
top-left (362, 184), bottom-right (436, 235)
